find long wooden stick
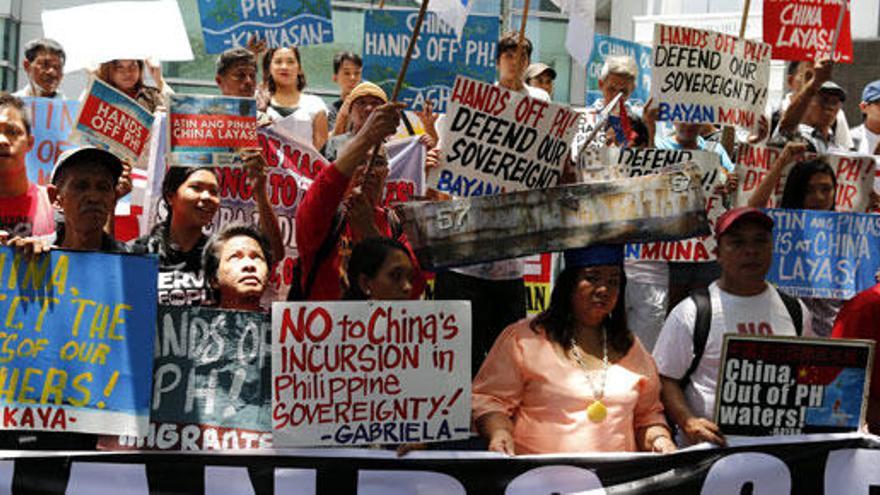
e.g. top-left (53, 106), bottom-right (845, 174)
top-left (368, 0), bottom-right (430, 168)
top-left (513, 0), bottom-right (531, 88)
top-left (829, 0), bottom-right (848, 59)
top-left (720, 0), bottom-right (752, 157)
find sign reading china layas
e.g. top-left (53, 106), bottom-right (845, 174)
top-left (73, 79), bottom-right (154, 163)
top-left (0, 247), bottom-right (157, 435)
top-left (651, 24), bottom-right (771, 130)
top-left (429, 76), bottom-right (579, 197)
top-left (168, 94), bottom-right (259, 167)
top-left (272, 301), bottom-right (471, 447)
top-left (763, 0), bottom-right (853, 63)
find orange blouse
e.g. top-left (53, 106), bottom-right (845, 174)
top-left (472, 319), bottom-right (667, 454)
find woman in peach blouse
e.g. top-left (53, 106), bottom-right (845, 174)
top-left (472, 244), bottom-right (675, 455)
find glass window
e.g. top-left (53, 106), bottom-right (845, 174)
top-left (509, 14), bottom-right (571, 104)
top-left (0, 17), bottom-right (18, 92)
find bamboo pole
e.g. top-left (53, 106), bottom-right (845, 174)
top-left (720, 0), bottom-right (752, 157)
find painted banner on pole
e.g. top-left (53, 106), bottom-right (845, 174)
top-left (100, 306), bottom-right (272, 451)
top-left (197, 0), bottom-right (333, 53)
top-left (429, 76), bottom-right (580, 197)
top-left (73, 78), bottom-right (155, 163)
top-left (586, 34), bottom-right (652, 106)
top-left (0, 247), bottom-right (157, 435)
top-left (23, 98), bottom-right (79, 186)
top-left (272, 300), bottom-right (471, 447)
top-left (766, 209), bottom-right (880, 300)
top-left (384, 135), bottom-right (426, 205)
top-left (716, 334), bottom-right (873, 436)
top-left (363, 10), bottom-right (497, 113)
top-left (763, 0), bottom-right (853, 63)
top-left (168, 94), bottom-right (259, 167)
top-left (651, 24), bottom-right (772, 131)
top-left (735, 144), bottom-right (876, 212)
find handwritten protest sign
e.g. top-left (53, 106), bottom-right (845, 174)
top-left (0, 247), bottom-right (157, 435)
top-left (766, 209), bottom-right (880, 300)
top-left (385, 136), bottom-right (426, 206)
top-left (716, 335), bottom-right (873, 436)
top-left (168, 94), bottom-right (259, 167)
top-left (735, 144), bottom-right (876, 212)
top-left (404, 166), bottom-right (710, 269)
top-left (651, 24), bottom-right (771, 130)
top-left (73, 79), bottom-right (154, 163)
top-left (101, 306), bottom-right (271, 450)
top-left (197, 0), bottom-right (333, 53)
top-left (586, 35), bottom-right (652, 106)
top-left (363, 10), bottom-right (496, 113)
top-left (429, 76), bottom-right (579, 197)
top-left (272, 301), bottom-right (471, 447)
top-left (593, 147), bottom-right (726, 262)
top-left (23, 98), bottom-right (79, 185)
top-left (763, 0), bottom-right (853, 63)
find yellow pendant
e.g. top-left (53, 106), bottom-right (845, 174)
top-left (587, 400), bottom-right (607, 423)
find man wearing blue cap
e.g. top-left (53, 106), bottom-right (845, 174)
top-left (851, 79), bottom-right (880, 155)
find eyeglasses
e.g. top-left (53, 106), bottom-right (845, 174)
top-left (227, 71), bottom-right (257, 82)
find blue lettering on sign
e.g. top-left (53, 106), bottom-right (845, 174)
top-left (435, 170), bottom-right (502, 197)
top-left (329, 420), bottom-right (453, 444)
top-left (658, 102), bottom-right (715, 123)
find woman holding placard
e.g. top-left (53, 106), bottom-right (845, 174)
top-left (96, 59), bottom-right (171, 113)
top-left (259, 46), bottom-right (329, 151)
top-left (472, 244), bottom-right (675, 455)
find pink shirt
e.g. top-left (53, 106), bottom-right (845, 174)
top-left (472, 319), bottom-right (667, 454)
top-left (0, 183), bottom-right (55, 238)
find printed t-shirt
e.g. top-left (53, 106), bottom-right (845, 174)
top-left (0, 182), bottom-right (55, 238)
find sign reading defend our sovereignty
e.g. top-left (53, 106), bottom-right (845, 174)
top-left (735, 144), bottom-right (876, 212)
top-left (23, 98), bottom-right (79, 186)
top-left (0, 247), bottom-right (157, 436)
top-left (272, 301), bottom-right (471, 447)
top-left (651, 24), bottom-right (771, 130)
top-left (101, 306), bottom-right (272, 451)
top-left (586, 34), bottom-right (652, 107)
top-left (73, 78), bottom-right (154, 163)
top-left (168, 94), bottom-right (259, 167)
top-left (763, 0), bottom-right (854, 63)
top-left (766, 209), bottom-right (880, 300)
top-left (197, 0), bottom-right (333, 54)
top-left (363, 10), bottom-right (497, 113)
top-left (429, 76), bottom-right (580, 197)
top-left (716, 335), bottom-right (873, 437)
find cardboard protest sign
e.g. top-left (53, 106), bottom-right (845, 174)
top-left (716, 335), bottom-right (873, 436)
top-left (524, 253), bottom-right (554, 314)
top-left (766, 209), bottom-right (880, 300)
top-left (363, 10), bottom-right (497, 113)
top-left (0, 247), bottom-right (157, 435)
top-left (23, 98), bottom-right (79, 185)
top-left (168, 94), bottom-right (259, 167)
top-left (586, 35), bottom-right (652, 107)
top-left (402, 165), bottom-right (710, 269)
top-left (73, 79), bottom-right (155, 163)
top-left (651, 24), bottom-right (771, 130)
top-left (429, 76), bottom-right (580, 197)
top-left (763, 0), bottom-right (853, 63)
top-left (594, 147), bottom-right (727, 263)
top-left (735, 144), bottom-right (876, 212)
top-left (272, 301), bottom-right (471, 447)
top-left (101, 306), bottom-right (271, 451)
top-left (385, 136), bottom-right (426, 206)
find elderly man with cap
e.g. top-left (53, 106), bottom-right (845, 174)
top-left (652, 207), bottom-right (813, 446)
top-left (851, 79), bottom-right (880, 155)
top-left (324, 81), bottom-right (388, 162)
top-left (774, 58), bottom-right (847, 154)
top-left (524, 62), bottom-right (556, 99)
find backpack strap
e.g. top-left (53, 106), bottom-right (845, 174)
top-left (681, 287), bottom-right (712, 389)
top-left (299, 210), bottom-right (345, 300)
top-left (775, 288), bottom-right (804, 336)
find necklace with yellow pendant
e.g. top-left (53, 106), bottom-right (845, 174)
top-left (570, 327), bottom-right (609, 423)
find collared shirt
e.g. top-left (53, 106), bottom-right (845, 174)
top-left (13, 84), bottom-right (66, 99)
top-left (770, 123), bottom-right (842, 155)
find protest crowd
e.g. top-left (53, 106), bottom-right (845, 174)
top-left (1, 0), bottom-right (880, 493)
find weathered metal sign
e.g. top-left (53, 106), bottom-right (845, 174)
top-left (398, 165), bottom-right (710, 270)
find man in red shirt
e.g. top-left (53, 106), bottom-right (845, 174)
top-left (0, 93), bottom-right (55, 242)
top-left (831, 283), bottom-right (880, 433)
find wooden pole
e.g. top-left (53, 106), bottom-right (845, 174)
top-left (829, 0), bottom-right (848, 59)
top-left (368, 0), bottom-right (430, 167)
top-left (513, 0), bottom-right (531, 90)
top-left (720, 0), bottom-right (752, 158)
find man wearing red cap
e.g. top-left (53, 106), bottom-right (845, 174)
top-left (652, 207), bottom-right (813, 446)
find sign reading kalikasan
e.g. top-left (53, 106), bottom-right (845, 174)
top-left (429, 76), bottom-right (580, 197)
top-left (74, 79), bottom-right (154, 163)
top-left (651, 24), bottom-right (771, 131)
top-left (168, 94), bottom-right (258, 167)
top-left (763, 0), bottom-right (853, 63)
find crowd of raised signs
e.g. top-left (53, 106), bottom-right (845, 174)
top-left (1, 7), bottom-right (880, 476)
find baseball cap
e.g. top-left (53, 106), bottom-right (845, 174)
top-left (524, 62), bottom-right (556, 82)
top-left (862, 80), bottom-right (880, 104)
top-left (50, 146), bottom-right (123, 185)
top-left (818, 81), bottom-right (846, 102)
top-left (563, 244), bottom-right (624, 269)
top-left (345, 82), bottom-right (388, 107)
top-left (714, 207), bottom-right (774, 239)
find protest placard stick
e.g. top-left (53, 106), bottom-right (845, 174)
top-left (829, 1), bottom-right (848, 59)
top-left (720, 0), bottom-right (752, 157)
top-left (368, 0), bottom-right (429, 168)
top-left (514, 0), bottom-right (531, 88)
top-left (575, 92), bottom-right (622, 165)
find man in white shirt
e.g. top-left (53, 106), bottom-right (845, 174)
top-left (653, 208), bottom-right (812, 445)
top-left (12, 39), bottom-right (66, 99)
top-left (850, 80), bottom-right (880, 155)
